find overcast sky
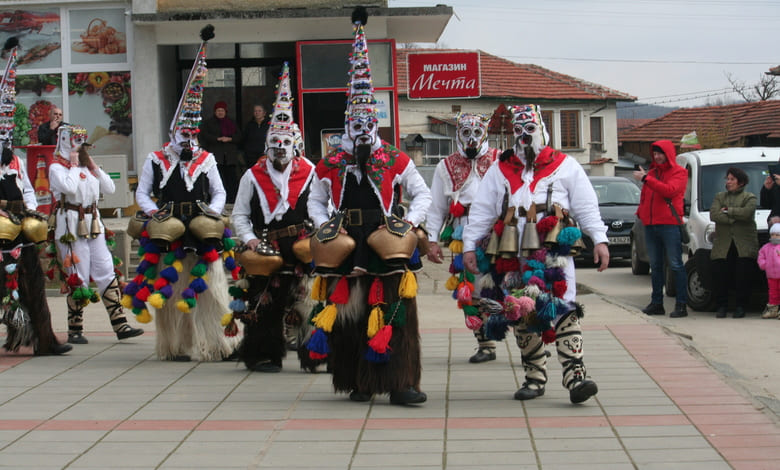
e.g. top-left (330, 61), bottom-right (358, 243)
top-left (389, 0), bottom-right (779, 111)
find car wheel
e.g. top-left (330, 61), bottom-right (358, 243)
top-left (631, 238), bottom-right (649, 275)
top-left (686, 259), bottom-right (716, 311)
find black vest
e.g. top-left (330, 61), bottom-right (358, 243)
top-left (250, 184), bottom-right (311, 234)
top-left (0, 173), bottom-right (23, 202)
top-left (152, 162), bottom-right (210, 204)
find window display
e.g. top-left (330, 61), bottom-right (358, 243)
top-left (0, 8), bottom-right (62, 69)
top-left (69, 8), bottom-right (127, 64)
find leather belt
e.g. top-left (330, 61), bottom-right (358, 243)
top-left (266, 223), bottom-right (306, 241)
top-left (0, 200), bottom-right (27, 214)
top-left (343, 208), bottom-right (384, 227)
top-left (518, 203), bottom-right (547, 217)
top-left (63, 202), bottom-right (97, 213)
top-left (168, 201), bottom-right (198, 217)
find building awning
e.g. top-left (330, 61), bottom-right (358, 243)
top-left (132, 6), bottom-right (453, 44)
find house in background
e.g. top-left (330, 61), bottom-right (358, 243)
top-left (395, 48), bottom-right (636, 178)
top-left (620, 100), bottom-right (780, 162)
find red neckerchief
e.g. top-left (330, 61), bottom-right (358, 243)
top-left (250, 156), bottom-right (314, 212)
top-left (443, 148), bottom-right (499, 192)
top-left (52, 154), bottom-right (73, 169)
top-left (498, 146), bottom-right (567, 193)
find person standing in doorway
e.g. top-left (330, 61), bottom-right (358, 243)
top-left (632, 140), bottom-right (689, 318)
top-left (200, 101), bottom-right (243, 204)
top-left (37, 106), bottom-right (64, 145)
top-left (242, 104), bottom-right (269, 164)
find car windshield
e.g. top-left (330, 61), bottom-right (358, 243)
top-left (591, 180), bottom-right (641, 205)
top-left (699, 163), bottom-right (768, 211)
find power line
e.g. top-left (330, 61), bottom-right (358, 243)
top-left (502, 55), bottom-right (774, 66)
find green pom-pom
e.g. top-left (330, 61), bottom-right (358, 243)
top-left (228, 286), bottom-right (245, 298)
top-left (185, 297), bottom-right (197, 308)
top-left (164, 252), bottom-right (176, 265)
top-left (385, 301), bottom-right (407, 327)
top-left (223, 237), bottom-right (236, 250)
top-left (190, 263), bottom-right (207, 277)
top-left (463, 305), bottom-right (479, 316)
top-left (113, 255), bottom-right (122, 267)
top-left (132, 307), bottom-right (142, 314)
top-left (106, 238), bottom-right (116, 249)
top-left (59, 233), bottom-right (76, 243)
top-left (464, 270), bottom-right (475, 283)
top-left (144, 267), bottom-right (157, 279)
top-left (137, 245), bottom-right (146, 256)
top-left (440, 225), bottom-right (453, 243)
top-left (72, 287), bottom-right (86, 300)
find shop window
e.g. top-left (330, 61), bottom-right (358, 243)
top-left (541, 110), bottom-right (554, 147)
top-left (560, 110), bottom-right (580, 149)
top-left (299, 42), bottom-right (392, 89)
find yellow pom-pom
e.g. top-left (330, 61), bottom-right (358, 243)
top-left (172, 260), bottom-right (183, 272)
top-left (221, 312), bottom-right (233, 327)
top-left (136, 309), bottom-right (153, 324)
top-left (176, 300), bottom-right (191, 313)
top-left (311, 276), bottom-right (327, 301)
top-left (148, 293), bottom-right (166, 309)
top-left (399, 270), bottom-right (417, 299)
top-left (367, 305), bottom-right (384, 338)
top-left (449, 240), bottom-right (463, 254)
top-left (121, 294), bottom-right (134, 309)
top-left (445, 275), bottom-right (460, 291)
top-left (313, 303), bottom-right (338, 333)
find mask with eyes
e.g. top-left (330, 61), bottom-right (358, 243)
top-left (170, 129), bottom-right (199, 161)
top-left (510, 104), bottom-right (550, 165)
top-left (455, 113), bottom-right (490, 160)
top-left (55, 125), bottom-right (88, 161)
top-left (266, 129), bottom-right (296, 171)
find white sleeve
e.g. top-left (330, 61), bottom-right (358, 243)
top-left (135, 158), bottom-right (157, 215)
top-left (206, 164), bottom-right (226, 214)
top-left (400, 160), bottom-right (432, 227)
top-left (307, 173), bottom-right (331, 228)
top-left (18, 163), bottom-right (37, 211)
top-left (48, 164), bottom-right (78, 199)
top-left (462, 165), bottom-right (505, 252)
top-left (231, 171), bottom-right (257, 244)
top-left (96, 167), bottom-right (115, 195)
top-left (425, 162), bottom-right (449, 242)
top-left (565, 159), bottom-right (608, 245)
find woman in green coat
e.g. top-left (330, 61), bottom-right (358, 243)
top-left (710, 167), bottom-right (758, 318)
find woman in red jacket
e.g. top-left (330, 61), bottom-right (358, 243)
top-left (633, 140), bottom-right (689, 317)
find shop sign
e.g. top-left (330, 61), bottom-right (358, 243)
top-left (407, 51), bottom-right (480, 99)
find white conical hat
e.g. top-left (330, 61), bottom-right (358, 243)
top-left (344, 7), bottom-right (377, 128)
top-left (267, 61), bottom-right (303, 156)
top-left (169, 25), bottom-right (214, 138)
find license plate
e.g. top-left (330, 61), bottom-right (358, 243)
top-left (608, 236), bottom-right (630, 245)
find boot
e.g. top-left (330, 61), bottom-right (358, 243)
top-left (716, 306), bottom-right (727, 318)
top-left (512, 321), bottom-right (548, 400)
top-left (641, 302), bottom-right (665, 315)
top-left (555, 311), bottom-right (598, 404)
top-left (761, 304), bottom-right (779, 319)
top-left (66, 295), bottom-right (88, 344)
top-left (102, 277), bottom-right (144, 340)
top-left (669, 303), bottom-right (688, 318)
top-left (389, 387), bottom-right (427, 405)
top-left (732, 306), bottom-right (745, 319)
top-left (469, 347), bottom-right (497, 363)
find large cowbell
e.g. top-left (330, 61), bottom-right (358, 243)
top-left (520, 204), bottom-right (540, 256)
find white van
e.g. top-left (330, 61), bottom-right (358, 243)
top-left (679, 147), bottom-right (780, 310)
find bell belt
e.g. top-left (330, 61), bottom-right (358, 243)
top-left (342, 208), bottom-right (384, 227)
top-left (265, 223), bottom-right (307, 241)
top-left (0, 200), bottom-right (27, 214)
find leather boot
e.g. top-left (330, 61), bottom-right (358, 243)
top-left (555, 311), bottom-right (598, 404)
top-left (66, 295), bottom-right (88, 344)
top-left (102, 277), bottom-right (144, 340)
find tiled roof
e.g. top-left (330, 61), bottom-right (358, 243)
top-left (619, 100), bottom-right (780, 143)
top-left (618, 119), bottom-right (653, 133)
top-left (396, 49), bottom-right (635, 101)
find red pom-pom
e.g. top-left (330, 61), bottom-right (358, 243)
top-left (136, 286), bottom-right (152, 301)
top-left (309, 351), bottom-right (328, 360)
top-left (153, 277), bottom-right (169, 290)
top-left (231, 267), bottom-right (240, 280)
top-left (203, 249), bottom-right (219, 263)
top-left (449, 201), bottom-right (466, 218)
top-left (542, 329), bottom-right (556, 344)
top-left (535, 215), bottom-right (559, 235)
top-left (144, 253), bottom-right (161, 264)
top-left (170, 239), bottom-right (183, 250)
top-left (133, 274), bottom-right (146, 284)
top-left (67, 273), bottom-right (81, 287)
top-left (368, 277), bottom-right (384, 305)
top-left (367, 324), bottom-right (393, 354)
top-left (465, 315), bottom-right (483, 330)
top-left (329, 276), bottom-right (350, 304)
top-left (493, 220), bottom-right (505, 237)
top-left (45, 268), bottom-right (55, 280)
top-left (495, 257), bottom-right (520, 274)
top-left (552, 280), bottom-right (567, 298)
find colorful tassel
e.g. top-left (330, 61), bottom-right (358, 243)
top-left (311, 276), bottom-right (327, 301)
top-left (398, 270), bottom-right (417, 299)
top-left (329, 276), bottom-right (349, 304)
top-left (445, 275), bottom-right (459, 291)
top-left (367, 305), bottom-right (384, 338)
top-left (449, 239), bottom-right (463, 254)
top-left (367, 324), bottom-right (392, 354)
top-left (368, 276), bottom-right (384, 305)
top-left (136, 309), bottom-right (152, 323)
top-left (313, 303), bottom-right (338, 332)
top-left (307, 328), bottom-right (330, 357)
top-left (220, 312), bottom-right (233, 327)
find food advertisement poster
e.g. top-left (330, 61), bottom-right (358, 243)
top-left (0, 8), bottom-right (62, 70)
top-left (13, 74), bottom-right (62, 147)
top-left (69, 8), bottom-right (127, 64)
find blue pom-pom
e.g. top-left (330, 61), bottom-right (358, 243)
top-left (143, 242), bottom-right (161, 254)
top-left (175, 247), bottom-right (186, 259)
top-left (486, 313), bottom-right (510, 341)
top-left (533, 269), bottom-right (545, 280)
top-left (307, 328), bottom-right (330, 355)
top-left (526, 259), bottom-right (545, 271)
top-left (521, 270), bottom-right (533, 284)
top-left (452, 254), bottom-right (464, 272)
top-left (223, 227), bottom-right (233, 238)
top-left (475, 249), bottom-right (490, 273)
top-left (544, 267), bottom-right (565, 282)
top-left (555, 244), bottom-right (571, 256)
top-left (452, 225), bottom-right (464, 241)
top-left (557, 226), bottom-right (581, 246)
top-left (409, 249), bottom-right (420, 266)
top-left (159, 284), bottom-right (173, 299)
top-left (190, 278), bottom-right (208, 293)
top-left (160, 266), bottom-right (179, 283)
top-left (136, 260), bottom-right (151, 274)
top-left (224, 256), bottom-right (236, 270)
top-left (132, 297), bottom-right (146, 309)
top-left (123, 282), bottom-right (140, 296)
top-left (182, 287), bottom-right (196, 299)
top-left (229, 299), bottom-right (246, 312)
top-left (365, 348), bottom-right (391, 363)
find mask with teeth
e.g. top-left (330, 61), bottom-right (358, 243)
top-left (455, 113), bottom-right (490, 160)
top-left (510, 104), bottom-right (550, 164)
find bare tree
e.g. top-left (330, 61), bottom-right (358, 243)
top-left (726, 72), bottom-right (779, 102)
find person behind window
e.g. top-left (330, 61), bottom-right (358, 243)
top-left (199, 101), bottom-right (243, 204)
top-left (710, 167), bottom-right (757, 318)
top-left (37, 106), bottom-right (64, 145)
top-left (760, 162), bottom-right (780, 226)
top-left (242, 104), bottom-right (269, 165)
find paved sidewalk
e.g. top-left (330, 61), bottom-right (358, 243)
top-left (2, 277), bottom-right (779, 468)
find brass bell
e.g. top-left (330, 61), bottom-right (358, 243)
top-left (485, 230), bottom-right (500, 257)
top-left (520, 204), bottom-right (540, 256)
top-left (570, 237), bottom-right (586, 256)
top-left (77, 218), bottom-right (89, 238)
top-left (544, 204), bottom-right (565, 248)
top-left (90, 217), bottom-right (101, 239)
top-left (498, 206), bottom-right (520, 258)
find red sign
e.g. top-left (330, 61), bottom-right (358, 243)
top-left (407, 51), bottom-right (481, 99)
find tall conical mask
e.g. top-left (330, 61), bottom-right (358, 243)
top-left (266, 62), bottom-right (303, 165)
top-left (343, 6), bottom-right (379, 152)
top-left (0, 37), bottom-right (20, 150)
top-left (169, 25), bottom-right (214, 146)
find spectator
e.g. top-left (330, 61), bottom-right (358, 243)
top-left (37, 106), bottom-right (64, 145)
top-left (242, 104), bottom-right (269, 164)
top-left (758, 223), bottom-right (780, 319)
top-left (709, 167), bottom-right (757, 318)
top-left (633, 140), bottom-right (689, 318)
top-left (760, 165), bottom-right (780, 225)
top-left (199, 101), bottom-right (243, 204)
